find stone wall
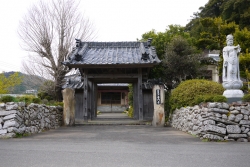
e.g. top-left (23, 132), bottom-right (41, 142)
top-left (170, 102), bottom-right (250, 142)
top-left (0, 102), bottom-right (63, 138)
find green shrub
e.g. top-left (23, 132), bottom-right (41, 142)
top-left (194, 94), bottom-right (227, 104)
top-left (41, 99), bottom-right (49, 105)
top-left (0, 95), bottom-right (16, 103)
top-left (49, 100), bottom-right (55, 105)
top-left (170, 79), bottom-right (224, 111)
top-left (17, 95), bottom-right (36, 104)
top-left (54, 101), bottom-right (63, 107)
top-left (128, 106), bottom-right (133, 118)
top-left (164, 91), bottom-right (171, 118)
top-left (32, 97), bottom-right (41, 104)
top-left (242, 94), bottom-right (250, 102)
top-left (38, 92), bottom-right (53, 101)
top-left (128, 84), bottom-right (133, 106)
top-left (212, 95), bottom-right (227, 102)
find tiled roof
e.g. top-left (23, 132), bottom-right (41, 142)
top-left (62, 38), bottom-right (160, 67)
top-left (62, 70), bottom-right (83, 89)
top-left (62, 74), bottom-right (83, 89)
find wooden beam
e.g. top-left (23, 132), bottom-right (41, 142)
top-left (83, 69), bottom-right (88, 121)
top-left (88, 74), bottom-right (138, 79)
top-left (97, 90), bottom-right (128, 92)
top-left (133, 82), bottom-right (138, 119)
top-left (138, 68), bottom-right (143, 120)
top-left (93, 83), bottom-right (98, 119)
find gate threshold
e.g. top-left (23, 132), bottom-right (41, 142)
top-left (75, 113), bottom-right (151, 125)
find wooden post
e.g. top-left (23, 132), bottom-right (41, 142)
top-left (93, 82), bottom-right (98, 119)
top-left (88, 80), bottom-right (92, 119)
top-left (133, 82), bottom-right (138, 119)
top-left (138, 68), bottom-right (143, 121)
top-left (83, 69), bottom-right (88, 121)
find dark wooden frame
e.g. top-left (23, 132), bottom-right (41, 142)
top-left (72, 66), bottom-right (151, 121)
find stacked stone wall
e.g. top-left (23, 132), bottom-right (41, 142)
top-left (170, 102), bottom-right (250, 142)
top-left (0, 102), bottom-right (63, 138)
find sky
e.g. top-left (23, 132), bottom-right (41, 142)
top-left (0, 0), bottom-right (209, 73)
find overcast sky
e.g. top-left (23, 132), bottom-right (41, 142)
top-left (0, 0), bottom-right (208, 73)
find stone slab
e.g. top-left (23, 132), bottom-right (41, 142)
top-left (3, 113), bottom-right (16, 120)
top-left (228, 114), bottom-right (235, 121)
top-left (237, 138), bottom-right (248, 142)
top-left (205, 124), bottom-right (226, 134)
top-left (206, 131), bottom-right (226, 138)
top-left (235, 114), bottom-right (243, 122)
top-left (230, 110), bottom-right (239, 114)
top-left (228, 134), bottom-right (247, 139)
top-left (203, 120), bottom-right (215, 125)
top-left (226, 125), bottom-right (241, 134)
top-left (239, 120), bottom-right (250, 125)
top-left (3, 120), bottom-right (20, 129)
top-left (6, 104), bottom-right (18, 111)
top-left (208, 108), bottom-right (229, 114)
top-left (241, 109), bottom-right (250, 115)
top-left (203, 134), bottom-right (224, 140)
top-left (210, 117), bottom-right (238, 125)
top-left (0, 129), bottom-right (7, 135)
top-left (0, 110), bottom-right (17, 116)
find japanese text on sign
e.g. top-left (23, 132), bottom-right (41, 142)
top-left (156, 89), bottom-right (161, 104)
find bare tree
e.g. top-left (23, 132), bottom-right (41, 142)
top-left (19, 0), bottom-right (95, 100)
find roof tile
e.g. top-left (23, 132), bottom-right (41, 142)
top-left (62, 39), bottom-right (160, 67)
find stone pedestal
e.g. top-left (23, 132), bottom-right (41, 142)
top-left (62, 88), bottom-right (75, 126)
top-left (223, 89), bottom-right (244, 103)
top-left (223, 89), bottom-right (244, 98)
top-left (152, 85), bottom-right (165, 127)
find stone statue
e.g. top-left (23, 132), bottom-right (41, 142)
top-left (222, 34), bottom-right (243, 99)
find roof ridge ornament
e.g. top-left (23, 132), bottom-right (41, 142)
top-left (147, 38), bottom-right (152, 47)
top-left (75, 39), bottom-right (82, 48)
top-left (140, 42), bottom-right (149, 60)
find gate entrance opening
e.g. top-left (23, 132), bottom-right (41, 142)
top-left (62, 39), bottom-right (160, 121)
top-left (97, 83), bottom-right (129, 114)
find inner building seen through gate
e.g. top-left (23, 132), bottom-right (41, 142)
top-left (97, 83), bottom-right (129, 117)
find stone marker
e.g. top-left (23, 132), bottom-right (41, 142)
top-left (152, 85), bottom-right (165, 127)
top-left (62, 88), bottom-right (75, 126)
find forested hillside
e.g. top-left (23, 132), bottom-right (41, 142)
top-left (186, 0), bottom-right (250, 52)
top-left (3, 71), bottom-right (44, 94)
top-left (197, 0), bottom-right (250, 29)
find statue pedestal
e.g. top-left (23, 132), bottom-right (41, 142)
top-left (223, 89), bottom-right (244, 103)
top-left (223, 89), bottom-right (244, 98)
